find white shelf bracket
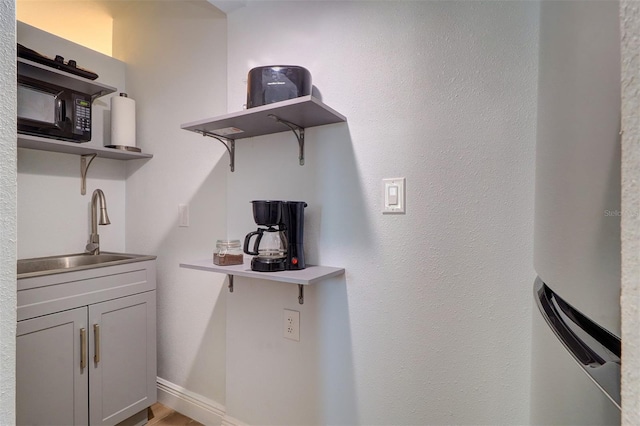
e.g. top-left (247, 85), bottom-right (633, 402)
top-left (197, 130), bottom-right (236, 172)
top-left (268, 114), bottom-right (305, 166)
top-left (80, 154), bottom-right (97, 195)
top-left (225, 274), bottom-right (303, 304)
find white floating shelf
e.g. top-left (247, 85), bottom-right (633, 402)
top-left (18, 134), bottom-right (153, 160)
top-left (179, 257), bottom-right (345, 304)
top-left (180, 258), bottom-right (344, 285)
top-left (180, 95), bottom-right (346, 140)
top-left (18, 58), bottom-right (116, 99)
top-left (180, 95), bottom-right (347, 171)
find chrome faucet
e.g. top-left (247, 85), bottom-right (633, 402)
top-left (86, 189), bottom-right (111, 255)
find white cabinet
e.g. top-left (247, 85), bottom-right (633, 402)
top-left (17, 307), bottom-right (89, 425)
top-left (89, 292), bottom-right (156, 425)
top-left (17, 259), bottom-right (157, 426)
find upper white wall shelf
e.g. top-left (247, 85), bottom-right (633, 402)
top-left (18, 58), bottom-right (117, 100)
top-left (181, 95), bottom-right (346, 139)
top-left (180, 95), bottom-right (347, 171)
top-left (18, 134), bottom-right (153, 195)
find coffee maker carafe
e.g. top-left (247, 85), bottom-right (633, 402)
top-left (244, 200), bottom-right (307, 272)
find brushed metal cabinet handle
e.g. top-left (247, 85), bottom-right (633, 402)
top-left (93, 324), bottom-right (100, 364)
top-left (80, 328), bottom-right (87, 370)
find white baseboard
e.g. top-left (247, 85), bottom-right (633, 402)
top-left (156, 377), bottom-right (235, 426)
top-left (221, 414), bottom-right (247, 426)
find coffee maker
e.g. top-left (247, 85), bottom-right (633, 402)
top-left (243, 200), bottom-right (307, 272)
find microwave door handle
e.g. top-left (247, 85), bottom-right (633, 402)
top-left (56, 99), bottom-right (65, 128)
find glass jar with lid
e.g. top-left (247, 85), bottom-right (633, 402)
top-left (213, 239), bottom-right (244, 266)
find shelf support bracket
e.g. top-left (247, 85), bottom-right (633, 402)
top-left (268, 114), bottom-right (305, 166)
top-left (197, 130), bottom-right (236, 172)
top-left (80, 154), bottom-right (97, 195)
top-left (225, 275), bottom-right (301, 303)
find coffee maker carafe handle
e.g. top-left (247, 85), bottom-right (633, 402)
top-left (243, 229), bottom-right (263, 256)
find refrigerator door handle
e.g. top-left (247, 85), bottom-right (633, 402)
top-left (534, 277), bottom-right (621, 408)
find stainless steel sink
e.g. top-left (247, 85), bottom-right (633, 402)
top-left (17, 252), bottom-right (156, 278)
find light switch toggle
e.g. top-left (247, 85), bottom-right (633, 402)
top-left (382, 177), bottom-right (406, 214)
top-left (388, 185), bottom-right (399, 205)
top-left (179, 204), bottom-right (189, 227)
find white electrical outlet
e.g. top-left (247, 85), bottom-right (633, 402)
top-left (283, 309), bottom-right (300, 342)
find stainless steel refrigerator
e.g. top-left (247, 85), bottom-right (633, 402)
top-left (531, 1), bottom-right (621, 425)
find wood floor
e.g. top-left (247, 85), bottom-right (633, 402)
top-left (147, 402), bottom-right (204, 426)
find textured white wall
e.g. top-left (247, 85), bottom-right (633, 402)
top-left (112, 0), bottom-right (229, 413)
top-left (0, 1), bottom-right (17, 423)
top-left (620, 2), bottom-right (640, 424)
top-left (17, 22), bottom-right (128, 259)
top-left (225, 2), bottom-right (539, 424)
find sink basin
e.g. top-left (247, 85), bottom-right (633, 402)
top-left (17, 252), bottom-right (156, 278)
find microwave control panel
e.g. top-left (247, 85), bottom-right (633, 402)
top-left (73, 95), bottom-right (91, 134)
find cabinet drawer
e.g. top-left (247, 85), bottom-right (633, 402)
top-left (18, 260), bottom-right (156, 321)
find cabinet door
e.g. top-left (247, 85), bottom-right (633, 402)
top-left (89, 291), bottom-right (157, 426)
top-left (17, 307), bottom-right (89, 426)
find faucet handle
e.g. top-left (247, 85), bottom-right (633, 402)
top-left (86, 243), bottom-right (99, 255)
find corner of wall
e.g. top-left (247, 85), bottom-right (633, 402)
top-left (112, 0), bottom-right (229, 413)
top-left (620, 2), bottom-right (640, 424)
top-left (0, 3), bottom-right (17, 423)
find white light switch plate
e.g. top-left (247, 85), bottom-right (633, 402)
top-left (382, 177), bottom-right (406, 214)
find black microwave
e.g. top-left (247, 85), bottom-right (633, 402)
top-left (17, 75), bottom-right (92, 143)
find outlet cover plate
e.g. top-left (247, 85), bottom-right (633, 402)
top-left (284, 309), bottom-right (300, 342)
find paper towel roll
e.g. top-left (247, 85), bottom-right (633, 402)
top-left (110, 93), bottom-right (136, 147)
